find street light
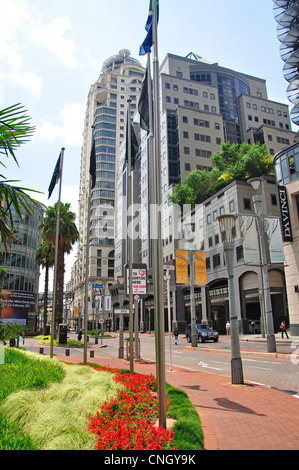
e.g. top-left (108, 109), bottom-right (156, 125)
top-left (247, 177), bottom-right (276, 353)
top-left (217, 214), bottom-right (244, 385)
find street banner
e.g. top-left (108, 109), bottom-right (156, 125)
top-left (194, 251), bottom-right (207, 285)
top-left (175, 250), bottom-right (188, 284)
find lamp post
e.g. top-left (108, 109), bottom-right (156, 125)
top-left (217, 214), bottom-right (244, 385)
top-left (248, 178), bottom-right (276, 353)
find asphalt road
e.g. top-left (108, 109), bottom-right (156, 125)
top-left (22, 333), bottom-right (299, 398)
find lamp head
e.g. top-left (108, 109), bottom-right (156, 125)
top-left (217, 214), bottom-right (238, 243)
top-left (248, 177), bottom-right (262, 191)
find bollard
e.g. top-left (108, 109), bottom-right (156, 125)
top-left (90, 350), bottom-right (94, 358)
top-left (65, 349), bottom-right (70, 356)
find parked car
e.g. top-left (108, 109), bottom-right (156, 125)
top-left (186, 324), bottom-right (219, 343)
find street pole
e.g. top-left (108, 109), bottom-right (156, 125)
top-left (189, 251), bottom-right (197, 347)
top-left (217, 214), bottom-right (244, 385)
top-left (152, 0), bottom-right (166, 428)
top-left (252, 194), bottom-right (277, 353)
top-left (165, 268), bottom-right (172, 371)
top-left (223, 241), bottom-right (244, 384)
top-left (127, 99), bottom-right (134, 374)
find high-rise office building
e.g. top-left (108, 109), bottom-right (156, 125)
top-left (70, 50), bottom-right (145, 327)
top-left (111, 52), bottom-right (295, 333)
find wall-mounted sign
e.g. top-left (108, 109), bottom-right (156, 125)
top-left (277, 185), bottom-right (293, 242)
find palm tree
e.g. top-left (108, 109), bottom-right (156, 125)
top-left (39, 202), bottom-right (79, 334)
top-left (36, 241), bottom-right (55, 335)
top-left (0, 103), bottom-right (41, 252)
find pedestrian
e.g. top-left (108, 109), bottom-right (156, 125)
top-left (173, 327), bottom-right (179, 345)
top-left (78, 330), bottom-right (82, 341)
top-left (280, 321), bottom-right (289, 339)
top-left (226, 321), bottom-right (230, 335)
top-left (250, 321), bottom-right (256, 334)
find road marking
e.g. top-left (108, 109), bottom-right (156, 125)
top-left (249, 366), bottom-right (272, 371)
top-left (198, 361), bottom-right (223, 371)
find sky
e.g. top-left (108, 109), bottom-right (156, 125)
top-left (0, 0), bottom-right (292, 290)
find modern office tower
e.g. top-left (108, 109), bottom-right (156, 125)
top-left (143, 52), bottom-right (296, 267)
top-left (111, 52), bottom-right (295, 334)
top-left (0, 201), bottom-right (45, 331)
top-left (72, 50), bottom-right (145, 327)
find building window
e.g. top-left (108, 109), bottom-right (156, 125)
top-left (236, 245), bottom-right (244, 261)
top-left (243, 198), bottom-right (251, 210)
top-left (213, 254), bottom-right (221, 269)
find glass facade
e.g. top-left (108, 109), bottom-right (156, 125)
top-left (274, 142), bottom-right (299, 185)
top-left (0, 202), bottom-right (44, 293)
top-left (191, 69), bottom-right (250, 144)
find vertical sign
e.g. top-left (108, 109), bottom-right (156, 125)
top-left (194, 251), bottom-right (207, 285)
top-left (175, 250), bottom-right (188, 284)
top-left (276, 185), bottom-right (293, 242)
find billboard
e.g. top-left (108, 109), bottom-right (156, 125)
top-left (1, 290), bottom-right (38, 328)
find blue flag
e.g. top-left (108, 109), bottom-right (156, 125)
top-left (139, 0), bottom-right (159, 56)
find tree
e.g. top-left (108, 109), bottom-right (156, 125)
top-left (211, 142), bottom-right (274, 184)
top-left (39, 203), bottom-right (79, 334)
top-left (169, 142), bottom-right (274, 208)
top-left (35, 241), bottom-right (55, 335)
top-left (0, 103), bottom-right (40, 252)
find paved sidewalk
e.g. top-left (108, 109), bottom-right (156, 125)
top-left (54, 351), bottom-right (299, 451)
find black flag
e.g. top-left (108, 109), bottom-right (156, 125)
top-left (138, 68), bottom-right (150, 133)
top-left (89, 140), bottom-right (96, 189)
top-left (125, 118), bottom-right (139, 170)
top-left (48, 152), bottom-right (62, 199)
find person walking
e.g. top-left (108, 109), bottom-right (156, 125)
top-left (280, 321), bottom-right (289, 339)
top-left (173, 327), bottom-right (179, 345)
top-left (251, 321), bottom-right (256, 335)
top-left (226, 321), bottom-right (230, 335)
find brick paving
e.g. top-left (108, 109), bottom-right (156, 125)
top-left (55, 352), bottom-right (299, 451)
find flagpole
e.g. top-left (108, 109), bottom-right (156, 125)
top-left (127, 100), bottom-right (134, 374)
top-left (83, 129), bottom-right (95, 365)
top-left (50, 147), bottom-right (65, 359)
top-left (152, 0), bottom-right (166, 428)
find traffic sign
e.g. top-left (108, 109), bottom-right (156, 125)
top-left (99, 318), bottom-right (105, 324)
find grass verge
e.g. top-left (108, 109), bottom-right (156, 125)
top-left (0, 351), bottom-right (204, 450)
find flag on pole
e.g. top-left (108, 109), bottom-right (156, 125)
top-left (139, 0), bottom-right (159, 56)
top-left (89, 140), bottom-right (96, 189)
top-left (138, 67), bottom-right (150, 133)
top-left (125, 114), bottom-right (139, 170)
top-left (48, 152), bottom-right (62, 199)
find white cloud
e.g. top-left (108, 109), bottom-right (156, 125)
top-left (34, 102), bottom-right (85, 146)
top-left (0, 0), bottom-right (78, 99)
top-left (32, 16), bottom-right (78, 69)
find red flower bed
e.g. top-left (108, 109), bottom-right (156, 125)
top-left (88, 365), bottom-right (176, 450)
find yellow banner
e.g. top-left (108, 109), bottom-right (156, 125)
top-left (194, 251), bottom-right (207, 285)
top-left (175, 250), bottom-right (188, 284)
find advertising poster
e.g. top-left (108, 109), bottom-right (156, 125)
top-left (126, 267), bottom-right (147, 295)
top-left (239, 215), bottom-right (259, 263)
top-left (1, 290), bottom-right (38, 328)
top-left (175, 250), bottom-right (188, 284)
top-left (194, 251), bottom-right (207, 285)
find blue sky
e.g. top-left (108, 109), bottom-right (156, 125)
top-left (0, 0), bottom-right (291, 286)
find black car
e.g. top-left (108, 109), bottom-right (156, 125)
top-left (186, 324), bottom-right (219, 343)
